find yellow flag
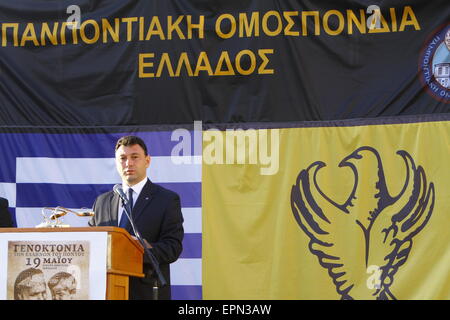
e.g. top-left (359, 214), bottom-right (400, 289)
top-left (202, 120), bottom-right (450, 299)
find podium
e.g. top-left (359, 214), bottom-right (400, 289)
top-left (0, 227), bottom-right (144, 300)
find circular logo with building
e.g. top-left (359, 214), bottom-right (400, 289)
top-left (420, 25), bottom-right (450, 103)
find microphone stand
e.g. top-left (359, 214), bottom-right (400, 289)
top-left (120, 198), bottom-right (166, 300)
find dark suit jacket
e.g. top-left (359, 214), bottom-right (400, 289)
top-left (0, 197), bottom-right (13, 228)
top-left (88, 179), bottom-right (184, 300)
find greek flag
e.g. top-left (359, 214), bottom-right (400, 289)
top-left (0, 129), bottom-right (202, 300)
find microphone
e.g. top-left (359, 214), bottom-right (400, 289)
top-left (113, 184), bottom-right (129, 205)
top-left (113, 184), bottom-right (138, 237)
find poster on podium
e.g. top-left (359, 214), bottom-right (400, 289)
top-left (0, 231), bottom-right (107, 300)
top-left (7, 240), bottom-right (90, 300)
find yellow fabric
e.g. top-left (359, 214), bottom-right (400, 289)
top-left (202, 120), bottom-right (450, 299)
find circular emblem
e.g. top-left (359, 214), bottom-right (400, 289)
top-left (419, 25), bottom-right (450, 103)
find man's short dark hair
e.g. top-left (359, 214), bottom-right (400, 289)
top-left (115, 136), bottom-right (148, 155)
top-left (48, 272), bottom-right (76, 292)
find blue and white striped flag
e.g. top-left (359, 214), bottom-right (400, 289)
top-left (0, 130), bottom-right (202, 300)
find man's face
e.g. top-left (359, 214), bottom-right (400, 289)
top-left (51, 277), bottom-right (77, 300)
top-left (115, 144), bottom-right (150, 186)
top-left (18, 274), bottom-right (47, 300)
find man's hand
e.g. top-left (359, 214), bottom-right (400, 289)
top-left (132, 236), bottom-right (152, 249)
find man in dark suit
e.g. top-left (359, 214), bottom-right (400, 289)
top-left (89, 136), bottom-right (184, 300)
top-left (0, 197), bottom-right (13, 227)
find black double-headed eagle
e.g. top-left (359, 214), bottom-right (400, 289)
top-left (290, 147), bottom-right (435, 299)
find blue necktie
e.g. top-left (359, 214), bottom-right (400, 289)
top-left (119, 188), bottom-right (133, 228)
